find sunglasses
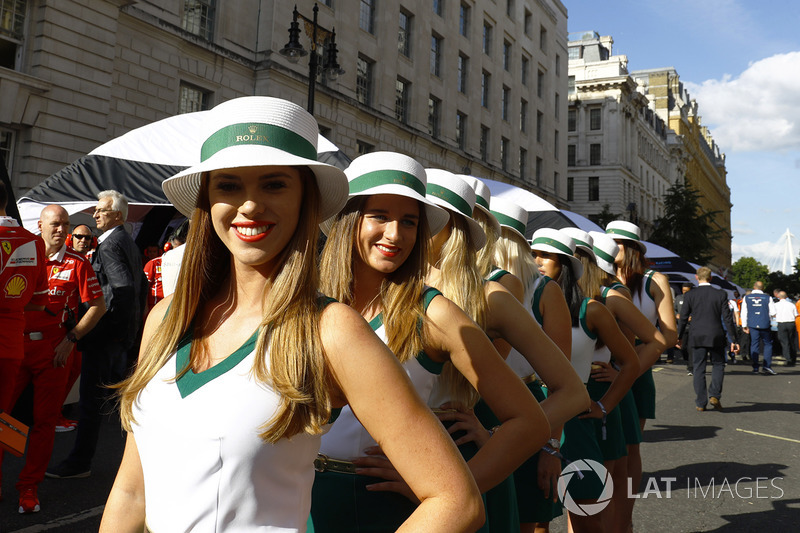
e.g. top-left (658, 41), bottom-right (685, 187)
top-left (72, 234), bottom-right (93, 240)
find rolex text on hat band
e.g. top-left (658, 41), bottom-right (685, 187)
top-left (531, 236), bottom-right (574, 256)
top-left (201, 123), bottom-right (317, 163)
top-left (606, 227), bottom-right (639, 240)
top-left (427, 184), bottom-right (473, 218)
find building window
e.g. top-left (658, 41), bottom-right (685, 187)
top-left (537, 70), bottom-right (544, 98)
top-left (554, 172), bottom-right (559, 195)
top-left (500, 137), bottom-right (509, 170)
top-left (482, 21), bottom-right (492, 55)
top-left (554, 131), bottom-right (559, 159)
top-left (539, 25), bottom-right (547, 52)
top-left (481, 71), bottom-right (490, 108)
top-left (519, 148), bottom-right (527, 179)
top-left (458, 54), bottom-right (468, 93)
top-left (589, 176), bottom-right (599, 201)
top-left (536, 110), bottom-right (543, 142)
top-left (590, 143), bottom-right (601, 165)
top-left (569, 46), bottom-right (580, 60)
top-left (428, 96), bottom-right (442, 137)
top-left (398, 9), bottom-right (412, 57)
top-left (554, 93), bottom-right (560, 119)
top-left (182, 0), bottom-right (216, 40)
top-left (521, 56), bottom-right (529, 86)
top-left (357, 55), bottom-right (374, 106)
top-left (431, 34), bottom-right (442, 77)
top-left (555, 54), bottom-right (561, 76)
top-left (590, 108), bottom-right (601, 130)
top-left (357, 140), bottom-right (375, 155)
top-left (456, 111), bottom-right (467, 150)
top-left (568, 75), bottom-right (575, 95)
top-left (568, 109), bottom-right (576, 131)
top-left (0, 0), bottom-right (25, 68)
top-left (506, 0), bottom-right (514, 17)
top-left (567, 144), bottom-right (576, 166)
top-left (502, 86), bottom-right (510, 121)
top-left (520, 99), bottom-right (528, 133)
top-left (480, 126), bottom-right (490, 161)
top-left (360, 0), bottom-right (375, 33)
top-left (535, 157), bottom-right (543, 186)
top-left (0, 128), bottom-right (14, 175)
top-left (434, 0), bottom-right (443, 16)
top-left (567, 177), bottom-right (574, 201)
top-left (524, 9), bottom-right (532, 36)
top-left (459, 3), bottom-right (470, 37)
top-left (179, 83), bottom-right (210, 114)
top-left (503, 40), bottom-right (511, 71)
top-left (395, 78), bottom-right (410, 123)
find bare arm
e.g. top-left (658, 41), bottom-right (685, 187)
top-left (652, 272), bottom-right (678, 348)
top-left (100, 434), bottom-right (145, 532)
top-left (322, 302), bottom-right (483, 532)
top-left (490, 272), bottom-right (524, 358)
top-left (426, 295), bottom-right (550, 493)
top-left (540, 280), bottom-right (572, 359)
top-left (485, 283), bottom-right (589, 430)
top-left (606, 290), bottom-right (667, 378)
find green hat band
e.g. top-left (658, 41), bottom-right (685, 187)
top-left (572, 238), bottom-right (591, 250)
top-left (201, 123), bottom-right (317, 162)
top-left (427, 184), bottom-right (472, 218)
top-left (593, 246), bottom-right (616, 264)
top-left (531, 236), bottom-right (574, 256)
top-left (475, 194), bottom-right (490, 210)
top-left (349, 169), bottom-right (426, 197)
top-left (606, 227), bottom-right (639, 241)
top-left (491, 211), bottom-right (526, 236)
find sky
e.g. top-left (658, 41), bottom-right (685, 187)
top-left (564, 0), bottom-right (800, 272)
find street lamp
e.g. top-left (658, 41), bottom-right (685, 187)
top-left (279, 4), bottom-right (344, 115)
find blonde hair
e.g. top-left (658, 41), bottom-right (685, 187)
top-left (473, 208), bottom-right (499, 277)
top-left (494, 227), bottom-right (539, 290)
top-left (436, 214), bottom-right (487, 408)
top-left (319, 196), bottom-right (431, 364)
top-left (118, 169), bottom-right (332, 443)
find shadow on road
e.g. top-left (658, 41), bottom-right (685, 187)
top-left (643, 424), bottom-right (723, 443)
top-left (705, 498), bottom-right (800, 531)
top-left (640, 461), bottom-right (789, 492)
top-left (714, 401), bottom-right (800, 414)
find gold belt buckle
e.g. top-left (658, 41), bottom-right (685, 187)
top-left (314, 453), bottom-right (357, 474)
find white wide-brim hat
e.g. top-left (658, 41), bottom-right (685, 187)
top-left (529, 228), bottom-right (583, 280)
top-left (589, 231), bottom-right (620, 276)
top-left (490, 196), bottom-right (529, 242)
top-left (341, 151), bottom-right (449, 236)
top-left (561, 227), bottom-right (596, 262)
top-left (162, 96), bottom-right (348, 220)
top-left (425, 169), bottom-right (486, 250)
top-left (458, 175), bottom-right (501, 236)
top-left (605, 220), bottom-right (647, 254)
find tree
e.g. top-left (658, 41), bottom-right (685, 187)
top-left (593, 204), bottom-right (623, 230)
top-left (648, 177), bottom-right (721, 265)
top-left (730, 256), bottom-right (770, 291)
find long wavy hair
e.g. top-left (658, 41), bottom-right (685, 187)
top-left (319, 196), bottom-right (431, 364)
top-left (118, 168), bottom-right (332, 443)
top-left (435, 214), bottom-right (487, 408)
top-left (473, 208), bottom-right (499, 277)
top-left (577, 249), bottom-right (619, 300)
top-left (616, 244), bottom-right (646, 298)
top-left (494, 228), bottom-right (539, 291)
top-left (552, 255), bottom-right (584, 327)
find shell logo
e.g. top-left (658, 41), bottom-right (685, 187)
top-left (4, 274), bottom-right (28, 298)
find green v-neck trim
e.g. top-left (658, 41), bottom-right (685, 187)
top-left (176, 328), bottom-right (260, 398)
top-left (368, 313), bottom-right (383, 331)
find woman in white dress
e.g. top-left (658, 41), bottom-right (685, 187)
top-left (100, 98), bottom-right (483, 533)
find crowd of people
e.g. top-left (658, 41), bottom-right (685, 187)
top-left (3, 95), bottom-right (791, 532)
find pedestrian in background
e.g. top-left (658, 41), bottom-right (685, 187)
top-left (775, 291), bottom-right (798, 366)
top-left (741, 281), bottom-right (777, 375)
top-left (673, 283), bottom-right (693, 372)
top-left (677, 267), bottom-right (738, 411)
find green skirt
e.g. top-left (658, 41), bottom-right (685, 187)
top-left (618, 389), bottom-right (643, 445)
top-left (631, 367), bottom-right (656, 419)
top-left (586, 378), bottom-right (627, 461)
top-left (560, 416), bottom-right (606, 500)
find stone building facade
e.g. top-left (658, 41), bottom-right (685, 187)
top-left (0, 0), bottom-right (569, 209)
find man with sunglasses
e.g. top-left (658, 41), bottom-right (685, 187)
top-left (68, 224), bottom-right (95, 257)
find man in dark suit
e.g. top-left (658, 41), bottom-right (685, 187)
top-left (677, 267), bottom-right (739, 411)
top-left (47, 190), bottom-right (145, 479)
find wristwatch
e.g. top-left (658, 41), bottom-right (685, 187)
top-left (66, 331), bottom-right (78, 343)
top-left (547, 437), bottom-right (561, 450)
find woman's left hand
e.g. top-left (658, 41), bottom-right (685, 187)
top-left (435, 402), bottom-right (492, 448)
top-left (356, 446), bottom-right (420, 504)
top-left (589, 361), bottom-right (618, 383)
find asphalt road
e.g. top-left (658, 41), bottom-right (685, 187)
top-left (3, 355), bottom-right (799, 532)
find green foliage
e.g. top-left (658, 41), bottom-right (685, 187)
top-left (648, 177), bottom-right (721, 265)
top-left (766, 271), bottom-right (800, 299)
top-left (730, 256), bottom-right (770, 290)
top-left (594, 204), bottom-right (623, 230)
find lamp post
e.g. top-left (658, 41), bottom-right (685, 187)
top-left (279, 4), bottom-right (344, 116)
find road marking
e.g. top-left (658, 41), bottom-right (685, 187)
top-left (653, 367), bottom-right (664, 372)
top-left (10, 505), bottom-right (104, 532)
top-left (736, 428), bottom-right (800, 444)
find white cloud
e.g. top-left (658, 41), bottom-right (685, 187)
top-left (685, 51), bottom-right (800, 152)
top-left (731, 240), bottom-right (775, 263)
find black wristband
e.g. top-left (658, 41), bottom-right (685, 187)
top-left (66, 331), bottom-right (78, 343)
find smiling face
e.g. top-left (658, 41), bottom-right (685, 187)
top-left (533, 249), bottom-right (563, 279)
top-left (208, 165), bottom-right (303, 275)
top-left (355, 194), bottom-right (420, 276)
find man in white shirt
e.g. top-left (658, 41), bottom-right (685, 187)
top-left (775, 291), bottom-right (798, 366)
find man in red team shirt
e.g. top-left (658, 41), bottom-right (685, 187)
top-left (0, 182), bottom-right (48, 504)
top-left (6, 204), bottom-right (106, 514)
